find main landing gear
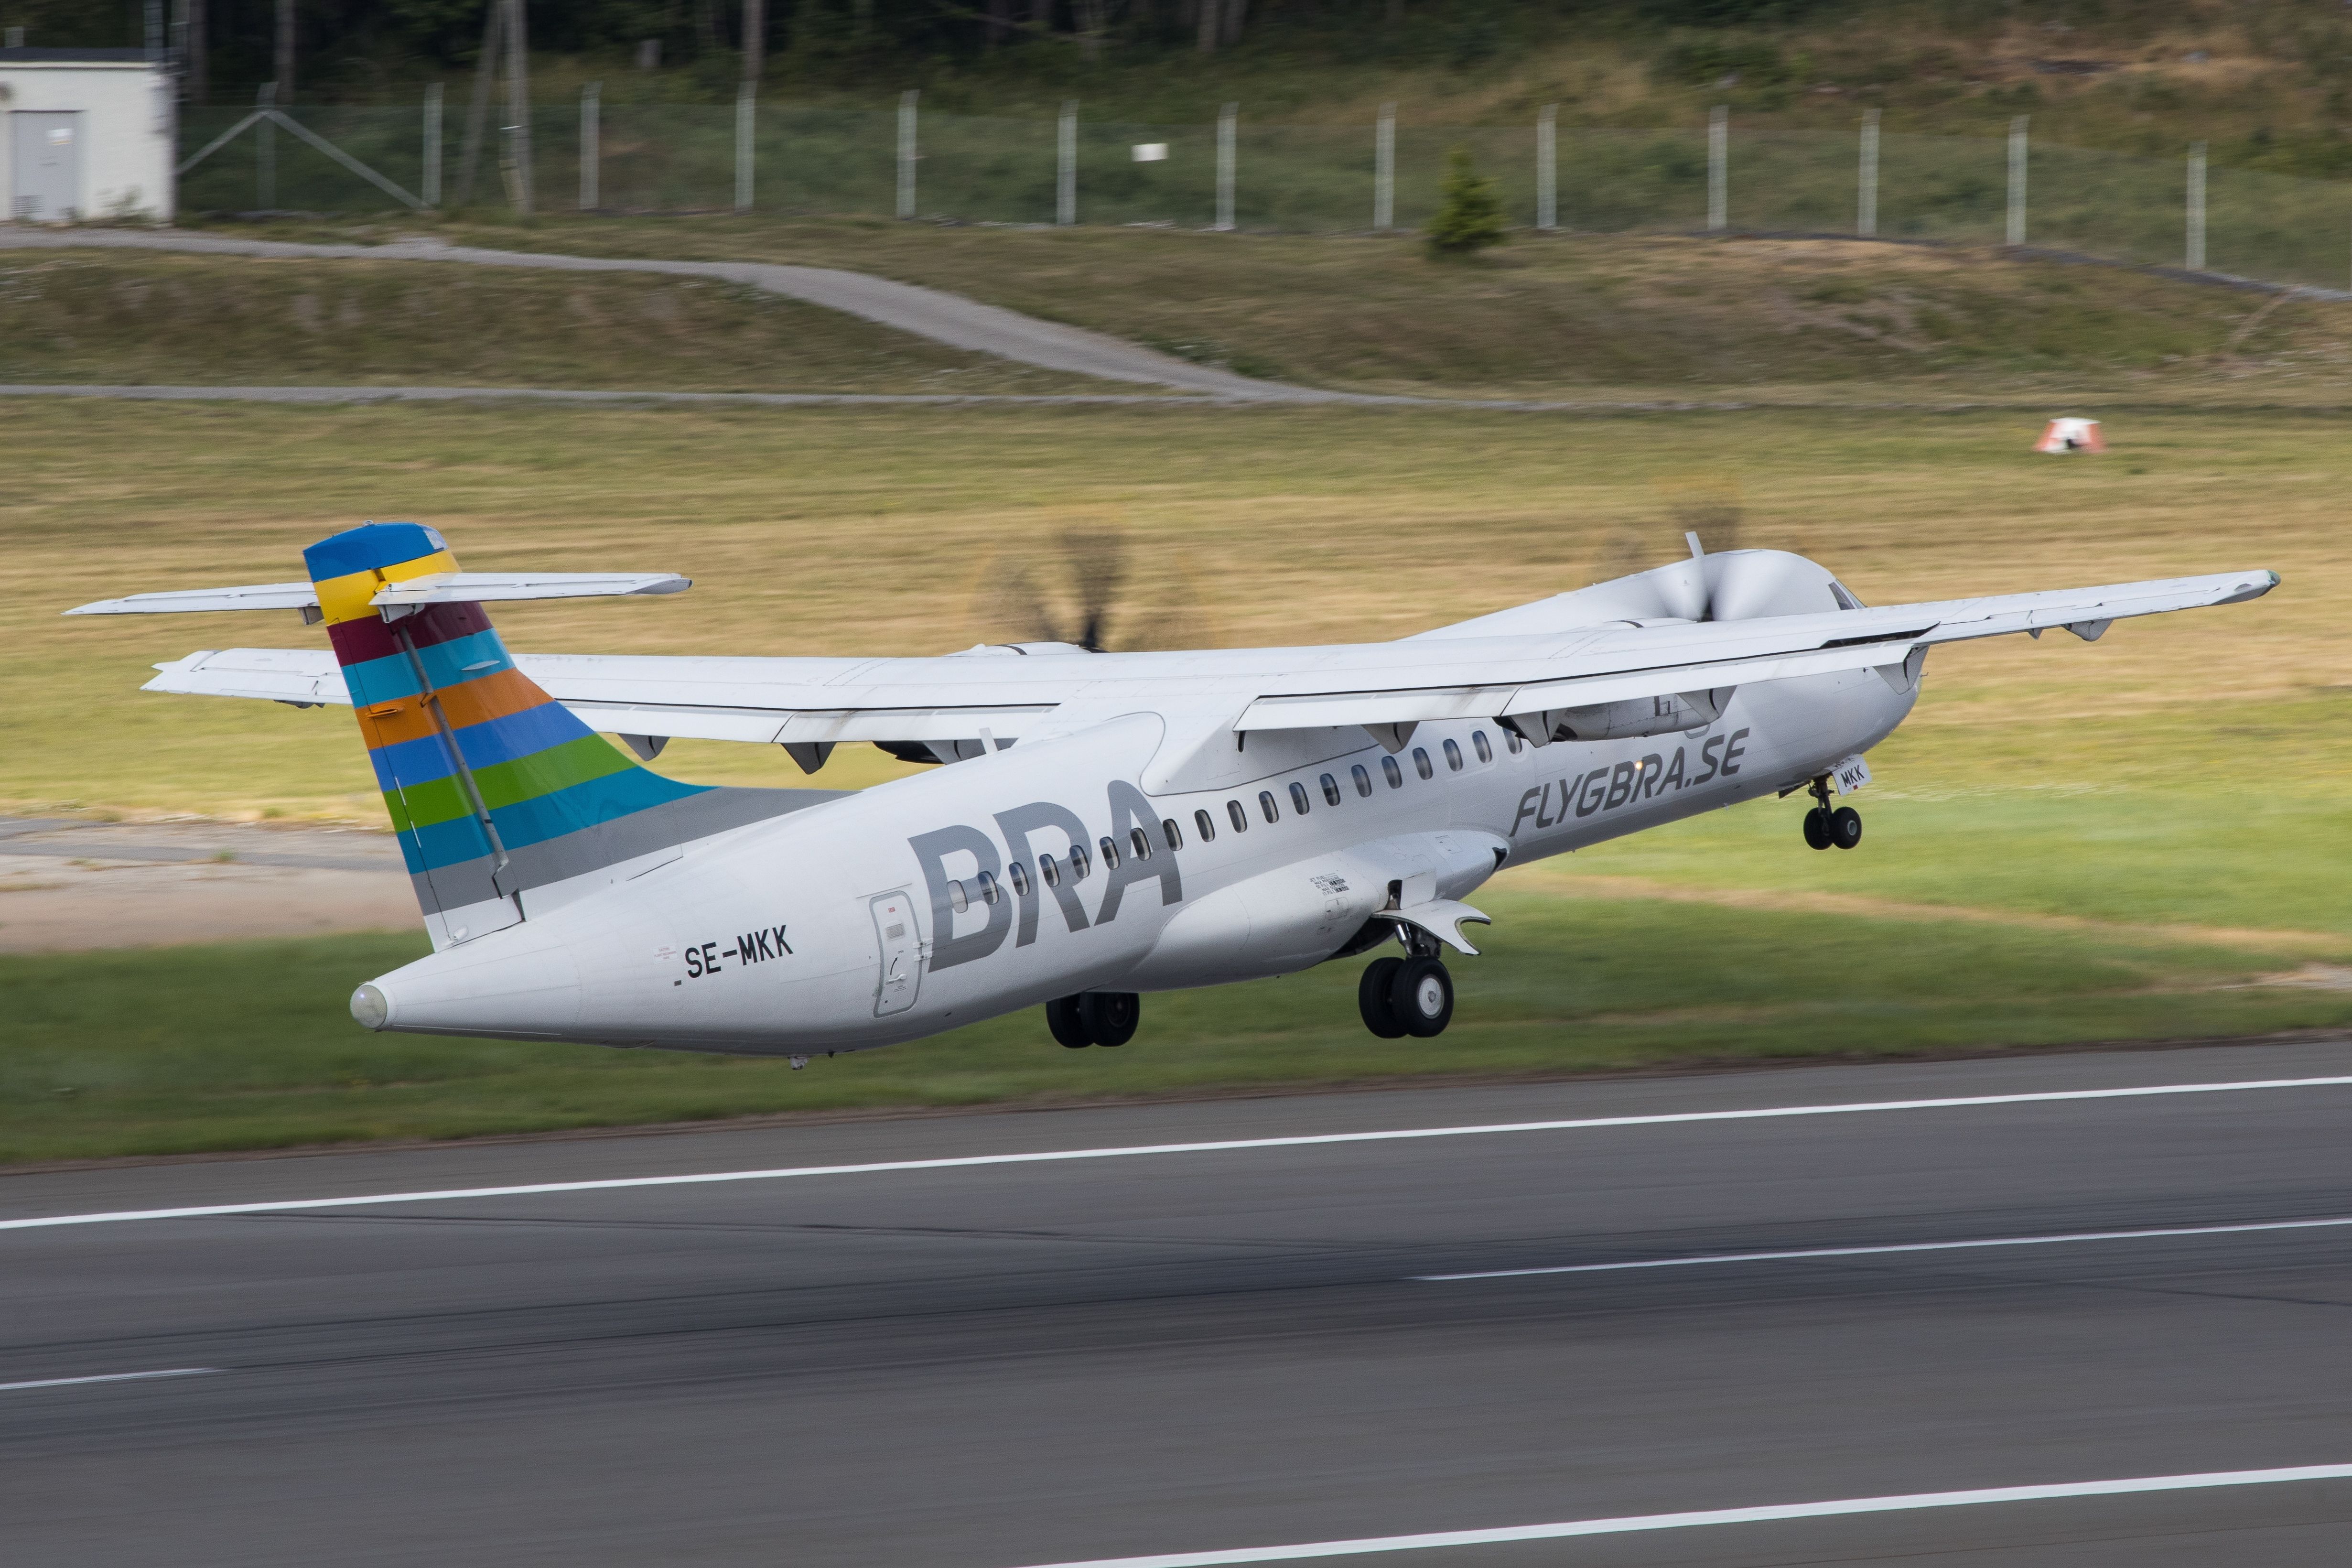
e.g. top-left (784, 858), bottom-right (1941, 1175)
top-left (1359, 930), bottom-right (1455, 1039)
top-left (1800, 775), bottom-right (1863, 852)
top-left (1046, 991), bottom-right (1139, 1049)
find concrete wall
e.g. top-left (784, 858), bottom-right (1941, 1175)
top-left (0, 62), bottom-right (175, 223)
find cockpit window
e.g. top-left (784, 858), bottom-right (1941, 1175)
top-left (1828, 581), bottom-right (1866, 611)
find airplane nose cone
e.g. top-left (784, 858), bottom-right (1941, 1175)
top-left (351, 984), bottom-right (391, 1030)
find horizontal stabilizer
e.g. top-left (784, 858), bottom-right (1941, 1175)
top-left (369, 572), bottom-right (690, 607)
top-left (67, 583), bottom-right (320, 616)
top-left (69, 572), bottom-right (689, 617)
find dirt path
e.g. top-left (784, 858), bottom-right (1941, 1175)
top-left (0, 228), bottom-right (1324, 400)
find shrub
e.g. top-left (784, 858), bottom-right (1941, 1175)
top-left (1426, 146), bottom-right (1508, 257)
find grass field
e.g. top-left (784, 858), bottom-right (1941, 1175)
top-left (210, 220), bottom-right (2352, 401)
top-left (3, 395), bottom-right (2346, 1158)
top-left (0, 249), bottom-right (1103, 394)
top-left (4, 890), bottom-right (2344, 1165)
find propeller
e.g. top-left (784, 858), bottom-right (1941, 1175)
top-left (980, 529), bottom-right (1201, 652)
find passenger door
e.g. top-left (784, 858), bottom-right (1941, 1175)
top-left (869, 890), bottom-right (921, 1016)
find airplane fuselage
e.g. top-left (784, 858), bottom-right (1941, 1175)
top-left (365, 666), bottom-right (1914, 1052)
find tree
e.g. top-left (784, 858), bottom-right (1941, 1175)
top-left (1425, 145), bottom-right (1507, 256)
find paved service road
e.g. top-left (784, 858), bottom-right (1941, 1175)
top-left (7, 1041), bottom-right (2352, 1567)
top-left (0, 229), bottom-right (1318, 400)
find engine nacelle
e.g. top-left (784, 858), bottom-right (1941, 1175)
top-left (1504, 689), bottom-right (1729, 746)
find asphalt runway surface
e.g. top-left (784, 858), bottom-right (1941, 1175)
top-left (8, 1040), bottom-right (2352, 1567)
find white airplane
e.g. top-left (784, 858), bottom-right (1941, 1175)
top-left (72, 523), bottom-right (2275, 1064)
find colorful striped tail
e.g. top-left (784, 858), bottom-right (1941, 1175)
top-left (306, 522), bottom-right (807, 947)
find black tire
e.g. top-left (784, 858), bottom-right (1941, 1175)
top-left (1359, 957), bottom-right (1408, 1038)
top-left (1078, 990), bottom-right (1140, 1048)
top-left (1390, 956), bottom-right (1455, 1039)
top-left (1831, 806), bottom-right (1863, 850)
top-left (1045, 995), bottom-right (1091, 1049)
top-left (1802, 807), bottom-right (1833, 851)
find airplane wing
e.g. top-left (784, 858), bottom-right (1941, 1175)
top-left (1230, 570), bottom-right (2279, 733)
top-left (137, 568), bottom-right (2276, 749)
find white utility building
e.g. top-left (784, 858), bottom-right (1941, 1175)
top-left (0, 48), bottom-right (174, 223)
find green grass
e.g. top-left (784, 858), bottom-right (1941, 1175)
top-left (0, 250), bottom-right (1104, 394)
top-left (6, 891), bottom-right (2345, 1164)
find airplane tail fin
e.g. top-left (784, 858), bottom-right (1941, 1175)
top-left (305, 522), bottom-right (800, 948)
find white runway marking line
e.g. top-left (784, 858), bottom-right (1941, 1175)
top-left (1001, 1463), bottom-right (2352, 1568)
top-left (0, 1368), bottom-right (220, 1393)
top-left (4, 1074), bottom-right (2351, 1234)
top-left (1417, 1213), bottom-right (2352, 1281)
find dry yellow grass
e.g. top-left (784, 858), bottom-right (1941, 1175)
top-left (1, 398), bottom-right (2336, 827)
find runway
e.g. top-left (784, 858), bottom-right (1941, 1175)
top-left (7, 1041), bottom-right (2352, 1566)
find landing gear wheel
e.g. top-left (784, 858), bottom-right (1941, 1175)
top-left (1830, 805), bottom-right (1863, 850)
top-left (1359, 956), bottom-right (1408, 1038)
top-left (1046, 995), bottom-right (1091, 1049)
top-left (1802, 807), bottom-right (1833, 851)
top-left (1078, 990), bottom-right (1140, 1048)
top-left (1390, 956), bottom-right (1454, 1039)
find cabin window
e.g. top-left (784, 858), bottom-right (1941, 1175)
top-left (1352, 763), bottom-right (1372, 797)
top-left (1164, 817), bottom-right (1184, 851)
top-left (1289, 781), bottom-right (1311, 815)
top-left (1099, 834), bottom-right (1122, 870)
top-left (1228, 799), bottom-right (1249, 833)
top-left (1413, 746), bottom-right (1434, 780)
top-left (1443, 738), bottom-right (1463, 772)
top-left (1194, 808), bottom-right (1216, 843)
top-left (1259, 790), bottom-right (1279, 823)
top-left (948, 879), bottom-right (969, 914)
top-left (1382, 755), bottom-right (1403, 789)
top-left (1320, 772), bottom-right (1342, 806)
top-left (1040, 854), bottom-right (1061, 888)
top-left (1130, 825), bottom-right (1153, 861)
top-left (976, 870), bottom-right (1002, 906)
top-left (1008, 862), bottom-right (1030, 897)
top-left (1504, 729), bottom-right (1523, 755)
top-left (1069, 843), bottom-right (1091, 880)
top-left (1473, 731), bottom-right (1493, 764)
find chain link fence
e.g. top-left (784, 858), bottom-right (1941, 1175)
top-left (176, 103), bottom-right (2352, 292)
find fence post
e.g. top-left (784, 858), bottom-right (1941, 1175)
top-left (1057, 99), bottom-right (1077, 225)
top-left (2007, 115), bottom-right (2028, 247)
top-left (579, 80), bottom-right (599, 211)
top-left (422, 82), bottom-right (442, 208)
top-left (2186, 141), bottom-right (2206, 272)
top-left (1536, 103), bottom-right (1556, 231)
top-left (734, 86), bottom-right (754, 212)
top-left (257, 81), bottom-right (275, 209)
top-left (898, 90), bottom-right (917, 219)
top-left (1707, 104), bottom-right (1726, 231)
top-left (1374, 102), bottom-right (1395, 231)
top-left (1215, 101), bottom-right (1236, 231)
top-left (1858, 108), bottom-right (1879, 237)
top-left (503, 0), bottom-right (532, 215)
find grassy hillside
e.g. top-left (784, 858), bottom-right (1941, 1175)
top-left (0, 249), bottom-right (1105, 394)
top-left (227, 217), bottom-right (2352, 401)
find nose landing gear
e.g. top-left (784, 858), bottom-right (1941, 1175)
top-left (1359, 931), bottom-right (1456, 1038)
top-left (1801, 776), bottom-right (1863, 852)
